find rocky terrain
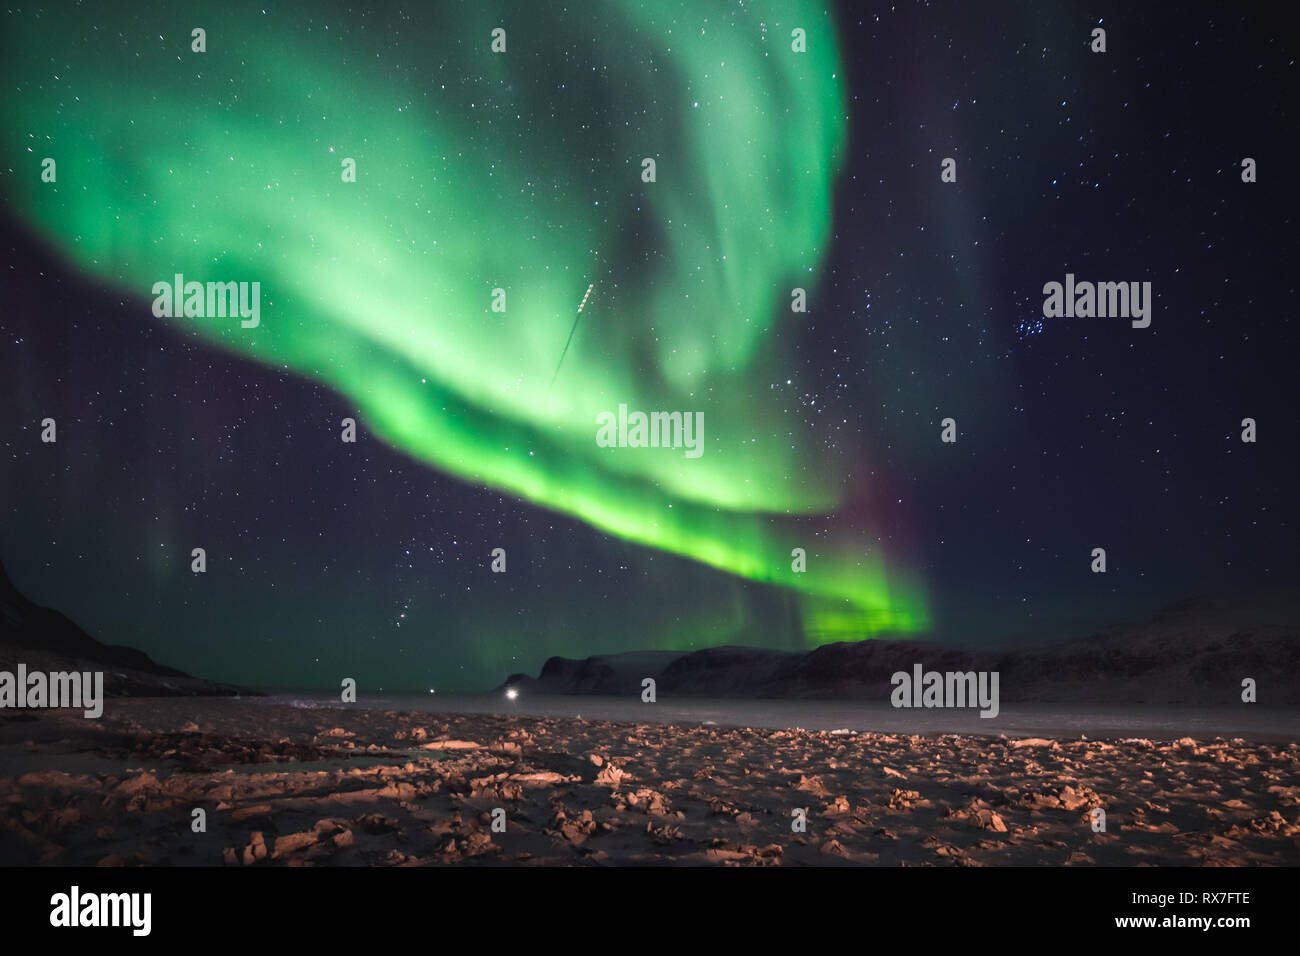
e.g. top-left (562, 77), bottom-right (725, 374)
top-left (1, 698), bottom-right (1297, 866)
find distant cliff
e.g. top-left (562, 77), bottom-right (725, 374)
top-left (499, 590), bottom-right (1300, 705)
top-left (0, 559), bottom-right (249, 697)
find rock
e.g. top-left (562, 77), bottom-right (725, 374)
top-left (115, 772), bottom-right (160, 795)
top-left (888, 788), bottom-right (920, 810)
top-left (509, 771), bottom-right (570, 786)
top-left (796, 774), bottom-right (831, 796)
top-left (974, 811), bottom-right (1008, 832)
top-left (646, 823), bottom-right (683, 845)
top-left (377, 781), bottom-right (418, 801)
top-left (1023, 791), bottom-right (1062, 810)
top-left (241, 842), bottom-right (266, 865)
top-left (595, 764), bottom-right (627, 788)
top-left (461, 832), bottom-right (497, 856)
top-left (559, 821), bottom-right (589, 844)
top-left (230, 804), bottom-right (274, 821)
top-left (1059, 786), bottom-right (1098, 811)
top-left (272, 831), bottom-right (319, 858)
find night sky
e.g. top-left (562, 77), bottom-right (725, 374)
top-left (2, 1), bottom-right (1296, 693)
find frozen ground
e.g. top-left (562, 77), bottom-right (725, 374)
top-left (2, 698), bottom-right (1297, 866)
top-left (269, 694), bottom-right (1300, 743)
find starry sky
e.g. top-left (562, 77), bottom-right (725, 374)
top-left (2, 1), bottom-right (1296, 693)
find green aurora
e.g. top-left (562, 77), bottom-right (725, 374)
top-left (2, 0), bottom-right (928, 644)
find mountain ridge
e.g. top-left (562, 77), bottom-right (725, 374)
top-left (0, 558), bottom-right (250, 698)
top-left (498, 588), bottom-right (1300, 705)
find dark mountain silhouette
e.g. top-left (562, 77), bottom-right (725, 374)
top-left (500, 589), bottom-right (1300, 706)
top-left (0, 558), bottom-right (247, 697)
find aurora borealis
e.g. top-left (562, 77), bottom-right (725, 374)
top-left (2, 1), bottom-right (1296, 693)
top-left (2, 0), bottom-right (927, 645)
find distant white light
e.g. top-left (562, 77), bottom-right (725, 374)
top-left (506, 688), bottom-right (519, 700)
